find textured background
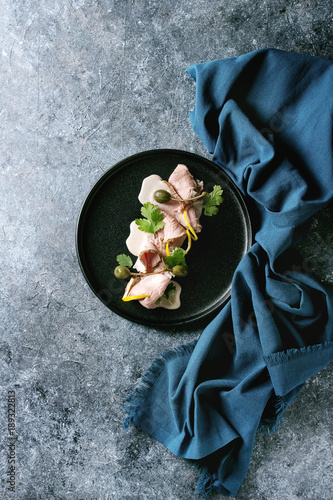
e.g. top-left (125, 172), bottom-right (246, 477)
top-left (0, 0), bottom-right (332, 499)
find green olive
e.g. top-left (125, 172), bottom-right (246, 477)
top-left (114, 265), bottom-right (131, 279)
top-left (172, 265), bottom-right (188, 277)
top-left (153, 189), bottom-right (171, 204)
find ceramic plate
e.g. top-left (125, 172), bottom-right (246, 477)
top-left (76, 149), bottom-right (252, 326)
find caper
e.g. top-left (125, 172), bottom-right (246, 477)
top-left (172, 265), bottom-right (188, 277)
top-left (114, 265), bottom-right (131, 279)
top-left (153, 189), bottom-right (171, 204)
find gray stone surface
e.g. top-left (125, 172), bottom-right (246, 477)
top-left (0, 0), bottom-right (332, 499)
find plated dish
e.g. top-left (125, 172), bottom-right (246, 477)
top-left (76, 149), bottom-right (252, 326)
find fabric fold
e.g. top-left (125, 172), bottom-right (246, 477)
top-left (124, 48), bottom-right (333, 497)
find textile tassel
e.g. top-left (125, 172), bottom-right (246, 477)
top-left (263, 341), bottom-right (333, 367)
top-left (259, 394), bottom-right (289, 435)
top-left (123, 339), bottom-right (198, 430)
top-left (195, 465), bottom-right (214, 499)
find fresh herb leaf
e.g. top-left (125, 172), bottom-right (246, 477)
top-left (164, 282), bottom-right (176, 301)
top-left (164, 247), bottom-right (187, 269)
top-left (141, 202), bottom-right (165, 227)
top-left (156, 282), bottom-right (176, 304)
top-left (203, 185), bottom-right (224, 216)
top-left (135, 202), bottom-right (165, 235)
top-left (116, 254), bottom-right (133, 267)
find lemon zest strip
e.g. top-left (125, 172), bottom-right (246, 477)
top-left (165, 242), bottom-right (171, 256)
top-left (185, 230), bottom-right (192, 253)
top-left (122, 294), bottom-right (150, 302)
top-left (183, 208), bottom-right (198, 240)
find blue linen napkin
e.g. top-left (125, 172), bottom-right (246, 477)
top-left (124, 49), bottom-right (333, 497)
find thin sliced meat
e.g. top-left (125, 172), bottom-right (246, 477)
top-left (132, 236), bottom-right (161, 273)
top-left (167, 164), bottom-right (203, 233)
top-left (168, 164), bottom-right (201, 200)
top-left (154, 211), bottom-right (187, 256)
top-left (134, 245), bottom-right (161, 273)
top-left (124, 272), bottom-right (172, 309)
top-left (153, 185), bottom-right (202, 234)
top-left (182, 205), bottom-right (202, 234)
top-left (124, 277), bottom-right (140, 296)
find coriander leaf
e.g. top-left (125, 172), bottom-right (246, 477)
top-left (164, 247), bottom-right (187, 269)
top-left (141, 202), bottom-right (164, 224)
top-left (116, 254), bottom-right (133, 267)
top-left (164, 282), bottom-right (176, 300)
top-left (156, 282), bottom-right (176, 305)
top-left (135, 218), bottom-right (154, 233)
top-left (203, 185), bottom-right (224, 216)
top-left (135, 202), bottom-right (165, 235)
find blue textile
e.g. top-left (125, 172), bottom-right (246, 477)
top-left (124, 49), bottom-right (333, 497)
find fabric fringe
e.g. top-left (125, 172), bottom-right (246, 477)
top-left (259, 394), bottom-right (289, 434)
top-left (263, 341), bottom-right (333, 367)
top-left (195, 465), bottom-right (215, 499)
top-left (123, 338), bottom-right (198, 430)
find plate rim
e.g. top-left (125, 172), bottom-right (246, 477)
top-left (76, 148), bottom-right (252, 326)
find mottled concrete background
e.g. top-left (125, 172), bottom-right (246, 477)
top-left (0, 0), bottom-right (332, 499)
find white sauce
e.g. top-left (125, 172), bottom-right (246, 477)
top-left (125, 173), bottom-right (185, 310)
top-left (126, 220), bottom-right (149, 257)
top-left (138, 174), bottom-right (165, 204)
top-left (127, 174), bottom-right (166, 256)
top-left (158, 281), bottom-right (181, 309)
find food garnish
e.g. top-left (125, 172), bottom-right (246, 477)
top-left (171, 265), bottom-right (188, 277)
top-left (114, 265), bottom-right (131, 279)
top-left (203, 185), bottom-right (224, 216)
top-left (185, 230), bottom-right (192, 253)
top-left (153, 189), bottom-right (173, 204)
top-left (114, 265), bottom-right (167, 280)
top-left (116, 254), bottom-right (133, 267)
top-left (122, 294), bottom-right (150, 302)
top-left (163, 247), bottom-right (187, 271)
top-left (155, 282), bottom-right (177, 304)
top-left (183, 207), bottom-right (198, 240)
top-left (153, 189), bottom-right (206, 204)
top-left (135, 202), bottom-right (165, 236)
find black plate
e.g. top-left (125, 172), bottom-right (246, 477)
top-left (76, 149), bottom-right (252, 326)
